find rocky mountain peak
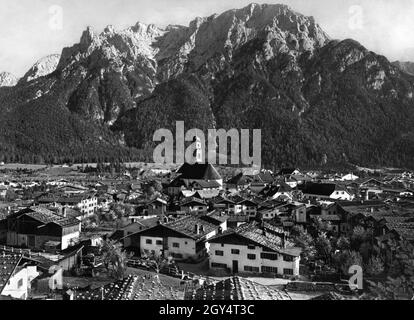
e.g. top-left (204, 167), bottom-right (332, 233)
top-left (0, 72), bottom-right (18, 87)
top-left (20, 54), bottom-right (61, 83)
top-left (393, 61), bottom-right (414, 76)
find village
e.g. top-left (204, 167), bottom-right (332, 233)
top-left (1, 156), bottom-right (414, 301)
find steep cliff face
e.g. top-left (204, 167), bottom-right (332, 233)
top-left (45, 3), bottom-right (330, 125)
top-left (0, 72), bottom-right (18, 87)
top-left (1, 3), bottom-right (414, 167)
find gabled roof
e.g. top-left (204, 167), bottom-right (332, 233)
top-left (177, 163), bottom-right (222, 180)
top-left (180, 197), bottom-right (207, 207)
top-left (194, 190), bottom-right (220, 199)
top-left (133, 216), bottom-right (218, 241)
top-left (302, 183), bottom-right (348, 196)
top-left (10, 207), bottom-right (80, 228)
top-left (261, 183), bottom-right (293, 197)
top-left (226, 173), bottom-right (254, 185)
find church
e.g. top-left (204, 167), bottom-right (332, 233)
top-left (169, 136), bottom-right (223, 194)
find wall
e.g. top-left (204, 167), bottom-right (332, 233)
top-left (209, 242), bottom-right (300, 276)
top-left (166, 237), bottom-right (196, 260)
top-left (61, 231), bottom-right (80, 250)
top-left (2, 266), bottom-right (39, 300)
top-left (140, 236), bottom-right (164, 256)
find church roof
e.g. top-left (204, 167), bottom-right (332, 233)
top-left (177, 163), bottom-right (222, 181)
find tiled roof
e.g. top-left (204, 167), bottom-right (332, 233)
top-left (185, 277), bottom-right (291, 300)
top-left (14, 207), bottom-right (80, 228)
top-left (166, 216), bottom-right (217, 240)
top-left (0, 250), bottom-right (22, 294)
top-left (180, 197), bottom-right (207, 207)
top-left (75, 275), bottom-right (183, 300)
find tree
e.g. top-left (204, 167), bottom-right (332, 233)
top-left (101, 240), bottom-right (128, 280)
top-left (351, 226), bottom-right (367, 250)
top-left (315, 232), bottom-right (332, 262)
top-left (333, 250), bottom-right (363, 276)
top-left (367, 241), bottom-right (414, 300)
top-left (291, 225), bottom-right (316, 261)
top-left (365, 256), bottom-right (384, 276)
top-left (336, 236), bottom-right (351, 251)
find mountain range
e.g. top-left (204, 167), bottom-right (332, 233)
top-left (1, 3), bottom-right (414, 168)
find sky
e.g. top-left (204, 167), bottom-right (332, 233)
top-left (1, 0), bottom-right (414, 77)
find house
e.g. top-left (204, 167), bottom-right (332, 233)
top-left (260, 183), bottom-right (293, 200)
top-left (226, 173), bottom-right (254, 191)
top-left (126, 215), bottom-right (223, 261)
top-left (37, 193), bottom-right (98, 218)
top-left (110, 217), bottom-right (160, 247)
top-left (247, 172), bottom-right (274, 194)
top-left (237, 199), bottom-right (259, 219)
top-left (302, 183), bottom-right (353, 201)
top-left (179, 197), bottom-right (208, 213)
top-left (208, 223), bottom-right (301, 277)
top-left (0, 250), bottom-right (39, 300)
top-left (6, 207), bottom-right (81, 251)
top-left (167, 177), bottom-right (187, 196)
top-left (341, 173), bottom-right (359, 181)
top-left (145, 198), bottom-right (167, 216)
top-left (213, 197), bottom-right (237, 215)
top-left (258, 207), bottom-right (281, 221)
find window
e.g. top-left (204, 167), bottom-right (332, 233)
top-left (247, 254), bottom-right (256, 260)
top-left (17, 279), bottom-right (23, 288)
top-left (283, 268), bottom-right (294, 275)
top-left (171, 253), bottom-right (183, 259)
top-left (231, 249), bottom-right (240, 255)
top-left (173, 242), bottom-right (180, 248)
top-left (262, 266), bottom-right (278, 274)
top-left (283, 255), bottom-right (294, 262)
top-left (261, 252), bottom-right (278, 260)
top-left (156, 240), bottom-right (163, 245)
top-left (145, 239), bottom-right (152, 244)
top-left (215, 250), bottom-right (224, 256)
top-left (247, 245), bottom-right (255, 250)
top-left (244, 266), bottom-right (259, 272)
top-left (211, 263), bottom-right (227, 269)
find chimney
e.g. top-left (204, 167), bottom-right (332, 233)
top-left (194, 224), bottom-right (200, 235)
top-left (62, 207), bottom-right (67, 217)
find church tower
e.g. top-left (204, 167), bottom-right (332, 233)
top-left (195, 135), bottom-right (203, 163)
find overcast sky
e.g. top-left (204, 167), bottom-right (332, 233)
top-left (1, 0), bottom-right (414, 77)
